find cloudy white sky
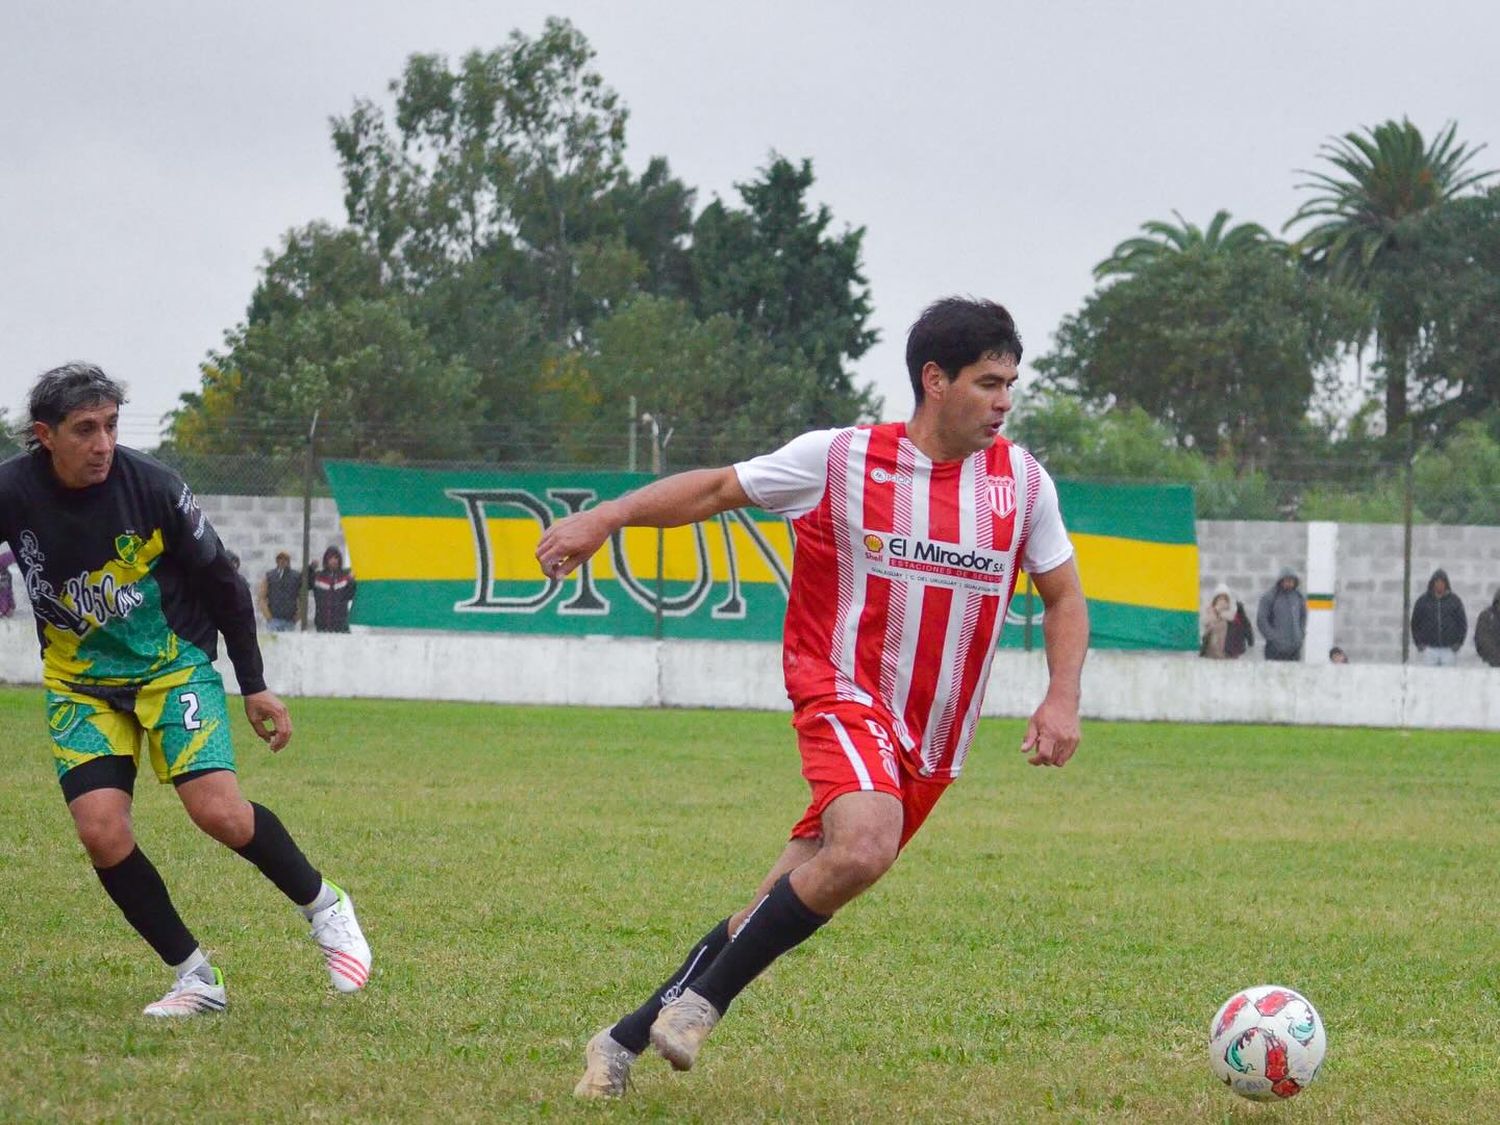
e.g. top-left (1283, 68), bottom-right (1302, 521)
top-left (4, 0), bottom-right (1498, 447)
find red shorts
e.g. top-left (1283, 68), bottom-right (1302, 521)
top-left (789, 702), bottom-right (952, 850)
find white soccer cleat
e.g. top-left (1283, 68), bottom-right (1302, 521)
top-left (308, 882), bottom-right (371, 993)
top-left (572, 1028), bottom-right (638, 1098)
top-left (649, 988), bottom-right (721, 1071)
top-left (143, 967), bottom-right (227, 1017)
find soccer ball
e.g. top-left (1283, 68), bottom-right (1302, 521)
top-left (1208, 984), bottom-right (1326, 1100)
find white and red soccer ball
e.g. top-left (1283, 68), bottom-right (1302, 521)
top-left (1208, 984), bottom-right (1326, 1101)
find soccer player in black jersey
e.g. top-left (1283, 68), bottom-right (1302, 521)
top-left (0, 363), bottom-right (372, 1015)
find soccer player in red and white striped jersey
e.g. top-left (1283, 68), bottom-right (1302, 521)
top-left (541, 298), bottom-right (1089, 1097)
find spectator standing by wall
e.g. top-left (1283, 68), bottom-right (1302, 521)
top-left (0, 545), bottom-right (15, 618)
top-left (1200, 583), bottom-right (1253, 659)
top-left (1410, 568), bottom-right (1466, 666)
top-left (259, 551), bottom-right (302, 632)
top-left (1475, 589), bottom-right (1500, 667)
top-left (309, 546), bottom-right (356, 633)
top-left (1257, 569), bottom-right (1307, 662)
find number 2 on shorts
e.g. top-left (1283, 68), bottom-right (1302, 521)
top-left (179, 691), bottom-right (202, 731)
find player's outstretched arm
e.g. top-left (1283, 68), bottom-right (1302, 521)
top-left (1021, 559), bottom-right (1088, 768)
top-left (244, 690), bottom-right (293, 752)
top-left (536, 467), bottom-right (751, 578)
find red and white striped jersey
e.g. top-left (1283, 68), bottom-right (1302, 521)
top-left (735, 422), bottom-right (1073, 780)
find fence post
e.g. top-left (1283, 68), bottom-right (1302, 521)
top-left (1400, 422), bottom-right (1414, 664)
top-left (299, 410), bottom-right (319, 631)
top-left (641, 412), bottom-right (668, 642)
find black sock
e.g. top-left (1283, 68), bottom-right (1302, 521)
top-left (691, 874), bottom-right (829, 1015)
top-left (231, 802), bottom-right (323, 906)
top-left (95, 845), bottom-right (198, 966)
top-left (610, 918), bottom-right (731, 1053)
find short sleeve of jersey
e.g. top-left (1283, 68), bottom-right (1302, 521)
top-left (1022, 463), bottom-right (1075, 575)
top-left (733, 429), bottom-right (842, 519)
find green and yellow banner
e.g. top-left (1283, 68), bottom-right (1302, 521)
top-left (326, 462), bottom-right (1198, 650)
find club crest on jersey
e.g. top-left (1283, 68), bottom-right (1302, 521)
top-left (986, 476), bottom-right (1016, 518)
top-left (115, 533), bottom-right (145, 566)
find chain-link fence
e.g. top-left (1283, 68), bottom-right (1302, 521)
top-left (47, 418), bottom-right (1485, 671)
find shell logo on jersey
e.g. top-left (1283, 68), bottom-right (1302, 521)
top-left (986, 476), bottom-right (1016, 519)
top-left (862, 534), bottom-right (884, 553)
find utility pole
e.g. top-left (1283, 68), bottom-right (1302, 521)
top-left (300, 410), bottom-right (320, 632)
top-left (627, 394), bottom-right (638, 473)
top-left (641, 412), bottom-right (672, 640)
top-left (1400, 422), bottom-right (1415, 664)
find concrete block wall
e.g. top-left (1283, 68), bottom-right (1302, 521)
top-left (1199, 520), bottom-right (1500, 666)
top-left (199, 495), bottom-right (344, 591)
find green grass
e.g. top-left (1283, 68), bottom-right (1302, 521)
top-left (1, 686), bottom-right (1498, 1122)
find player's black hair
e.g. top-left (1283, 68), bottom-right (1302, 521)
top-left (905, 298), bottom-right (1023, 404)
top-left (26, 362), bottom-right (127, 452)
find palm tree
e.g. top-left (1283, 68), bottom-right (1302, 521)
top-left (1094, 210), bottom-right (1281, 281)
top-left (1286, 119), bottom-right (1494, 434)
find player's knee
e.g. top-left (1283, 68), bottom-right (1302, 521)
top-left (186, 797), bottom-right (253, 847)
top-left (75, 813), bottom-right (134, 867)
top-left (830, 835), bottom-right (899, 890)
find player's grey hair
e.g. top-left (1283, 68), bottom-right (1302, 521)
top-left (25, 362), bottom-right (128, 452)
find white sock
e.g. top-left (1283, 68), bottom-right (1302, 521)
top-left (171, 947), bottom-right (214, 985)
top-left (300, 881), bottom-right (339, 919)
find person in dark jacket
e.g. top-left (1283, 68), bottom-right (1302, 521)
top-left (308, 546), bottom-right (356, 633)
top-left (1411, 568), bottom-right (1466, 666)
top-left (258, 550), bottom-right (302, 632)
top-left (1475, 589), bottom-right (1500, 667)
top-left (1257, 568), bottom-right (1306, 662)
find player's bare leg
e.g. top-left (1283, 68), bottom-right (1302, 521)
top-left (651, 792), bottom-right (903, 1070)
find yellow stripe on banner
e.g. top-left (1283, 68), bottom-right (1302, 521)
top-left (1307, 597), bottom-right (1335, 610)
top-left (342, 516), bottom-right (796, 584)
top-left (344, 518), bottom-right (1196, 612)
top-left (1070, 533), bottom-right (1199, 613)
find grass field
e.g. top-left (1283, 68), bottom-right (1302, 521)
top-left (2, 685), bottom-right (1499, 1122)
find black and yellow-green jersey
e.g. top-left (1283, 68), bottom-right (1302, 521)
top-left (0, 446), bottom-right (265, 694)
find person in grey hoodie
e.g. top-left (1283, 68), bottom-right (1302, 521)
top-left (1410, 568), bottom-right (1466, 666)
top-left (1257, 568), bottom-right (1307, 662)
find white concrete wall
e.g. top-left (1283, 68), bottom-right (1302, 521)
top-left (3, 618), bottom-right (1495, 731)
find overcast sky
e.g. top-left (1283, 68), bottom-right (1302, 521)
top-left (5, 0), bottom-right (1498, 447)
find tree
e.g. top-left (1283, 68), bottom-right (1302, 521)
top-left (0, 407), bottom-right (22, 459)
top-left (1287, 119), bottom-right (1495, 434)
top-left (1411, 418), bottom-right (1500, 525)
top-left (1094, 210), bottom-right (1281, 281)
top-left (173, 300), bottom-right (480, 461)
top-left (691, 155), bottom-right (880, 421)
top-left (1036, 246), bottom-right (1364, 465)
top-left (247, 223), bottom-right (385, 326)
top-left (1007, 393), bottom-right (1279, 519)
top-left (330, 18), bottom-right (691, 342)
top-left (167, 21), bottom-right (879, 464)
top-left (1404, 186), bottom-right (1500, 434)
top-left (586, 295), bottom-right (838, 466)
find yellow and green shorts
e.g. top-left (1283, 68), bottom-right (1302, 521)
top-left (47, 664), bottom-right (235, 802)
